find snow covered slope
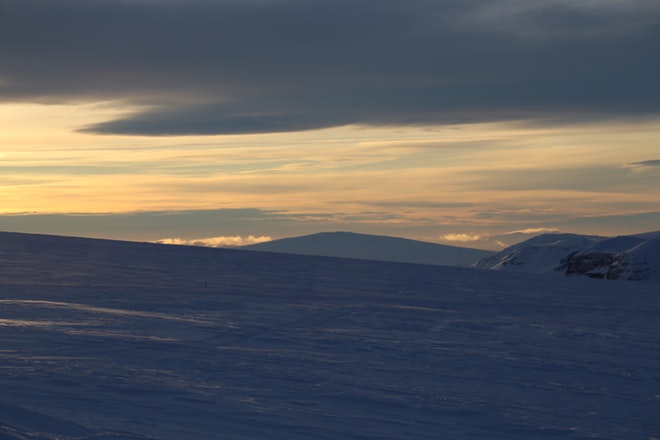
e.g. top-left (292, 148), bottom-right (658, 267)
top-left (244, 231), bottom-right (493, 266)
top-left (474, 231), bottom-right (660, 281)
top-left (0, 231), bottom-right (659, 439)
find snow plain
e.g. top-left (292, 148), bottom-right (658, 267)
top-left (0, 231), bottom-right (659, 439)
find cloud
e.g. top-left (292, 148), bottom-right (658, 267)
top-left (155, 235), bottom-right (272, 248)
top-left (627, 159), bottom-right (660, 167)
top-left (1, 0), bottom-right (658, 135)
top-left (460, 0), bottom-right (660, 36)
top-left (442, 233), bottom-right (482, 242)
top-left (506, 227), bottom-right (559, 235)
top-left (442, 228), bottom-right (561, 250)
top-left (0, 209), bottom-right (281, 241)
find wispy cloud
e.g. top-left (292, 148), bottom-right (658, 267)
top-left (627, 159), bottom-right (660, 168)
top-left (460, 0), bottom-right (660, 36)
top-left (506, 227), bottom-right (559, 235)
top-left (155, 235), bottom-right (272, 248)
top-left (439, 227), bottom-right (563, 250)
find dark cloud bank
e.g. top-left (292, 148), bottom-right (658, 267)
top-left (1, 0), bottom-right (658, 135)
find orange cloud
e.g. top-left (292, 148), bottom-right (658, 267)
top-left (155, 235), bottom-right (272, 248)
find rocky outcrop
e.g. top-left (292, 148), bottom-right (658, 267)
top-left (559, 251), bottom-right (651, 281)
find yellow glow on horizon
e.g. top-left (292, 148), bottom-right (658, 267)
top-left (1, 102), bottom-right (659, 231)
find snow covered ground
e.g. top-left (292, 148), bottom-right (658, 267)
top-left (0, 232), bottom-right (658, 439)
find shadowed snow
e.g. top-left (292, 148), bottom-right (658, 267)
top-left (0, 231), bottom-right (658, 439)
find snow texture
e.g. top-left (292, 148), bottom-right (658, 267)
top-left (474, 231), bottom-right (660, 282)
top-left (244, 231), bottom-right (493, 267)
top-left (0, 231), bottom-right (658, 439)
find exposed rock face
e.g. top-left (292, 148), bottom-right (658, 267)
top-left (560, 251), bottom-right (650, 281)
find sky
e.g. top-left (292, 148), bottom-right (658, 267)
top-left (1, 0), bottom-right (659, 250)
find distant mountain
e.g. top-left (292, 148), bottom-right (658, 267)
top-left (243, 231), bottom-right (493, 267)
top-left (473, 231), bottom-right (660, 281)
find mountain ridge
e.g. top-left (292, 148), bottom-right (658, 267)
top-left (473, 231), bottom-right (660, 281)
top-left (243, 231), bottom-right (493, 267)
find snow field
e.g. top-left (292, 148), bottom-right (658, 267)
top-left (0, 232), bottom-right (658, 439)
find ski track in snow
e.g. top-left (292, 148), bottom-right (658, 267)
top-left (0, 232), bottom-right (659, 439)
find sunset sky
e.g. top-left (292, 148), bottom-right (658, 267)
top-left (1, 0), bottom-right (659, 249)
